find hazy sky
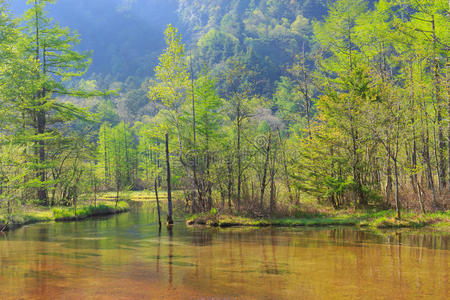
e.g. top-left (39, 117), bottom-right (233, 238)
top-left (9, 0), bottom-right (185, 79)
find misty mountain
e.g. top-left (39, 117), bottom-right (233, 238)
top-left (9, 0), bottom-right (336, 97)
top-left (10, 0), bottom-right (183, 81)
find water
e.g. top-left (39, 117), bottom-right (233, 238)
top-left (0, 203), bottom-right (448, 299)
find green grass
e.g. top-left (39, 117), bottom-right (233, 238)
top-left (364, 210), bottom-right (450, 230)
top-left (186, 209), bottom-right (449, 231)
top-left (186, 213), bottom-right (270, 227)
top-left (52, 201), bottom-right (129, 221)
top-left (0, 211), bottom-right (53, 231)
top-left (0, 211), bottom-right (53, 229)
top-left (94, 190), bottom-right (184, 202)
top-left (0, 201), bottom-right (129, 231)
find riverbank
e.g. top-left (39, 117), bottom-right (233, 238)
top-left (186, 210), bottom-right (450, 232)
top-left (0, 201), bottom-right (129, 232)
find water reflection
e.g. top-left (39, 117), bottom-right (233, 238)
top-left (168, 226), bottom-right (173, 287)
top-left (0, 206), bottom-right (448, 300)
top-left (190, 228), bottom-right (214, 246)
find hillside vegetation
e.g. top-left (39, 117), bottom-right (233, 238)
top-left (0, 0), bottom-right (448, 228)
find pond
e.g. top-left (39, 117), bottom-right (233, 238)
top-left (0, 203), bottom-right (448, 299)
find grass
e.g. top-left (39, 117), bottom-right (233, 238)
top-left (94, 190), bottom-right (183, 202)
top-left (363, 210), bottom-right (450, 230)
top-left (186, 209), bottom-right (450, 231)
top-left (53, 201), bottom-right (129, 221)
top-left (0, 201), bottom-right (129, 231)
top-left (186, 213), bottom-right (272, 227)
top-left (0, 211), bottom-right (53, 231)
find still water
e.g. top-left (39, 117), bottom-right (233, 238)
top-left (0, 203), bottom-right (448, 299)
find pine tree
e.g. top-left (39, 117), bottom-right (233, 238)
top-left (20, 0), bottom-right (95, 205)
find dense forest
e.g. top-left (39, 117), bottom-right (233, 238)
top-left (0, 0), bottom-right (448, 223)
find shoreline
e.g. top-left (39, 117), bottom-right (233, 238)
top-left (0, 201), bottom-right (129, 232)
top-left (2, 204), bottom-right (448, 234)
top-left (186, 210), bottom-right (450, 232)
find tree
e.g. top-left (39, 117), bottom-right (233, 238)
top-left (21, 0), bottom-right (95, 205)
top-left (390, 0), bottom-right (449, 201)
top-left (191, 75), bottom-right (225, 211)
top-left (165, 132), bottom-right (173, 225)
top-left (286, 49), bottom-right (314, 138)
top-left (313, 0), bottom-right (370, 207)
top-left (223, 61), bottom-right (253, 212)
top-left (148, 24), bottom-right (194, 206)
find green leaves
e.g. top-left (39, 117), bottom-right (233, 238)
top-left (0, 1), bottom-right (105, 206)
top-left (313, 0), bottom-right (367, 72)
top-left (149, 24), bottom-right (189, 110)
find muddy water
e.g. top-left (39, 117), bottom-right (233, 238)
top-left (0, 203), bottom-right (448, 299)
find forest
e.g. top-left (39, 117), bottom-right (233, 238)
top-left (0, 0), bottom-right (449, 228)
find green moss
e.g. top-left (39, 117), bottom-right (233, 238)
top-left (429, 221), bottom-right (450, 232)
top-left (218, 215), bottom-right (270, 227)
top-left (370, 217), bottom-right (415, 229)
top-left (186, 212), bottom-right (218, 226)
top-left (0, 211), bottom-right (53, 231)
top-left (186, 209), bottom-right (449, 231)
top-left (53, 201), bottom-right (129, 221)
top-left (362, 210), bottom-right (449, 229)
top-left (0, 201), bottom-right (129, 231)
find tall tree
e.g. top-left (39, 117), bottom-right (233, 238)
top-left (313, 0), bottom-right (369, 207)
top-left (21, 0), bottom-right (94, 205)
top-left (148, 24), bottom-right (195, 205)
top-left (223, 61), bottom-right (253, 212)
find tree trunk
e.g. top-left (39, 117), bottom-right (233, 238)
top-left (394, 158), bottom-right (400, 219)
top-left (431, 16), bottom-right (446, 190)
top-left (416, 181), bottom-right (426, 214)
top-left (420, 83), bottom-right (438, 209)
top-left (205, 134), bottom-right (212, 211)
top-left (386, 154), bottom-right (393, 206)
top-left (165, 133), bottom-right (173, 226)
top-left (260, 133), bottom-right (272, 211)
top-left (227, 155), bottom-right (233, 212)
top-left (301, 43), bottom-right (312, 138)
top-left (113, 132), bottom-right (121, 209)
top-left (277, 129), bottom-right (294, 204)
top-left (37, 109), bottom-right (48, 205)
top-left (269, 143), bottom-right (278, 217)
top-left (409, 60), bottom-right (419, 195)
top-left (155, 178), bottom-right (162, 228)
top-left (190, 52), bottom-right (201, 211)
top-left (156, 139), bottom-right (161, 187)
top-left (236, 99), bottom-right (242, 212)
top-left (123, 122), bottom-right (130, 184)
top-left (447, 56), bottom-right (450, 189)
top-left (174, 118), bottom-right (196, 212)
top-left (104, 125), bottom-right (109, 185)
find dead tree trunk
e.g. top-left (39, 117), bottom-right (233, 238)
top-left (165, 133), bottom-right (173, 226)
top-left (155, 178), bottom-right (162, 228)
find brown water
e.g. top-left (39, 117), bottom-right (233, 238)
top-left (0, 203), bottom-right (448, 300)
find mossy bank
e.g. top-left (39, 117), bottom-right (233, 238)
top-left (186, 210), bottom-right (450, 232)
top-left (0, 201), bottom-right (129, 232)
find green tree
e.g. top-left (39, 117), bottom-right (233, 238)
top-left (148, 23), bottom-right (191, 188)
top-left (21, 0), bottom-right (95, 205)
top-left (190, 75), bottom-right (225, 211)
top-left (313, 0), bottom-right (369, 207)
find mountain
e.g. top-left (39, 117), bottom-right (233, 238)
top-left (10, 0), bottom-right (183, 81)
top-left (9, 0), bottom-right (336, 102)
top-left (178, 0), bottom-right (328, 96)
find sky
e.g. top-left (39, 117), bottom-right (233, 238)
top-left (9, 0), bottom-right (185, 80)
